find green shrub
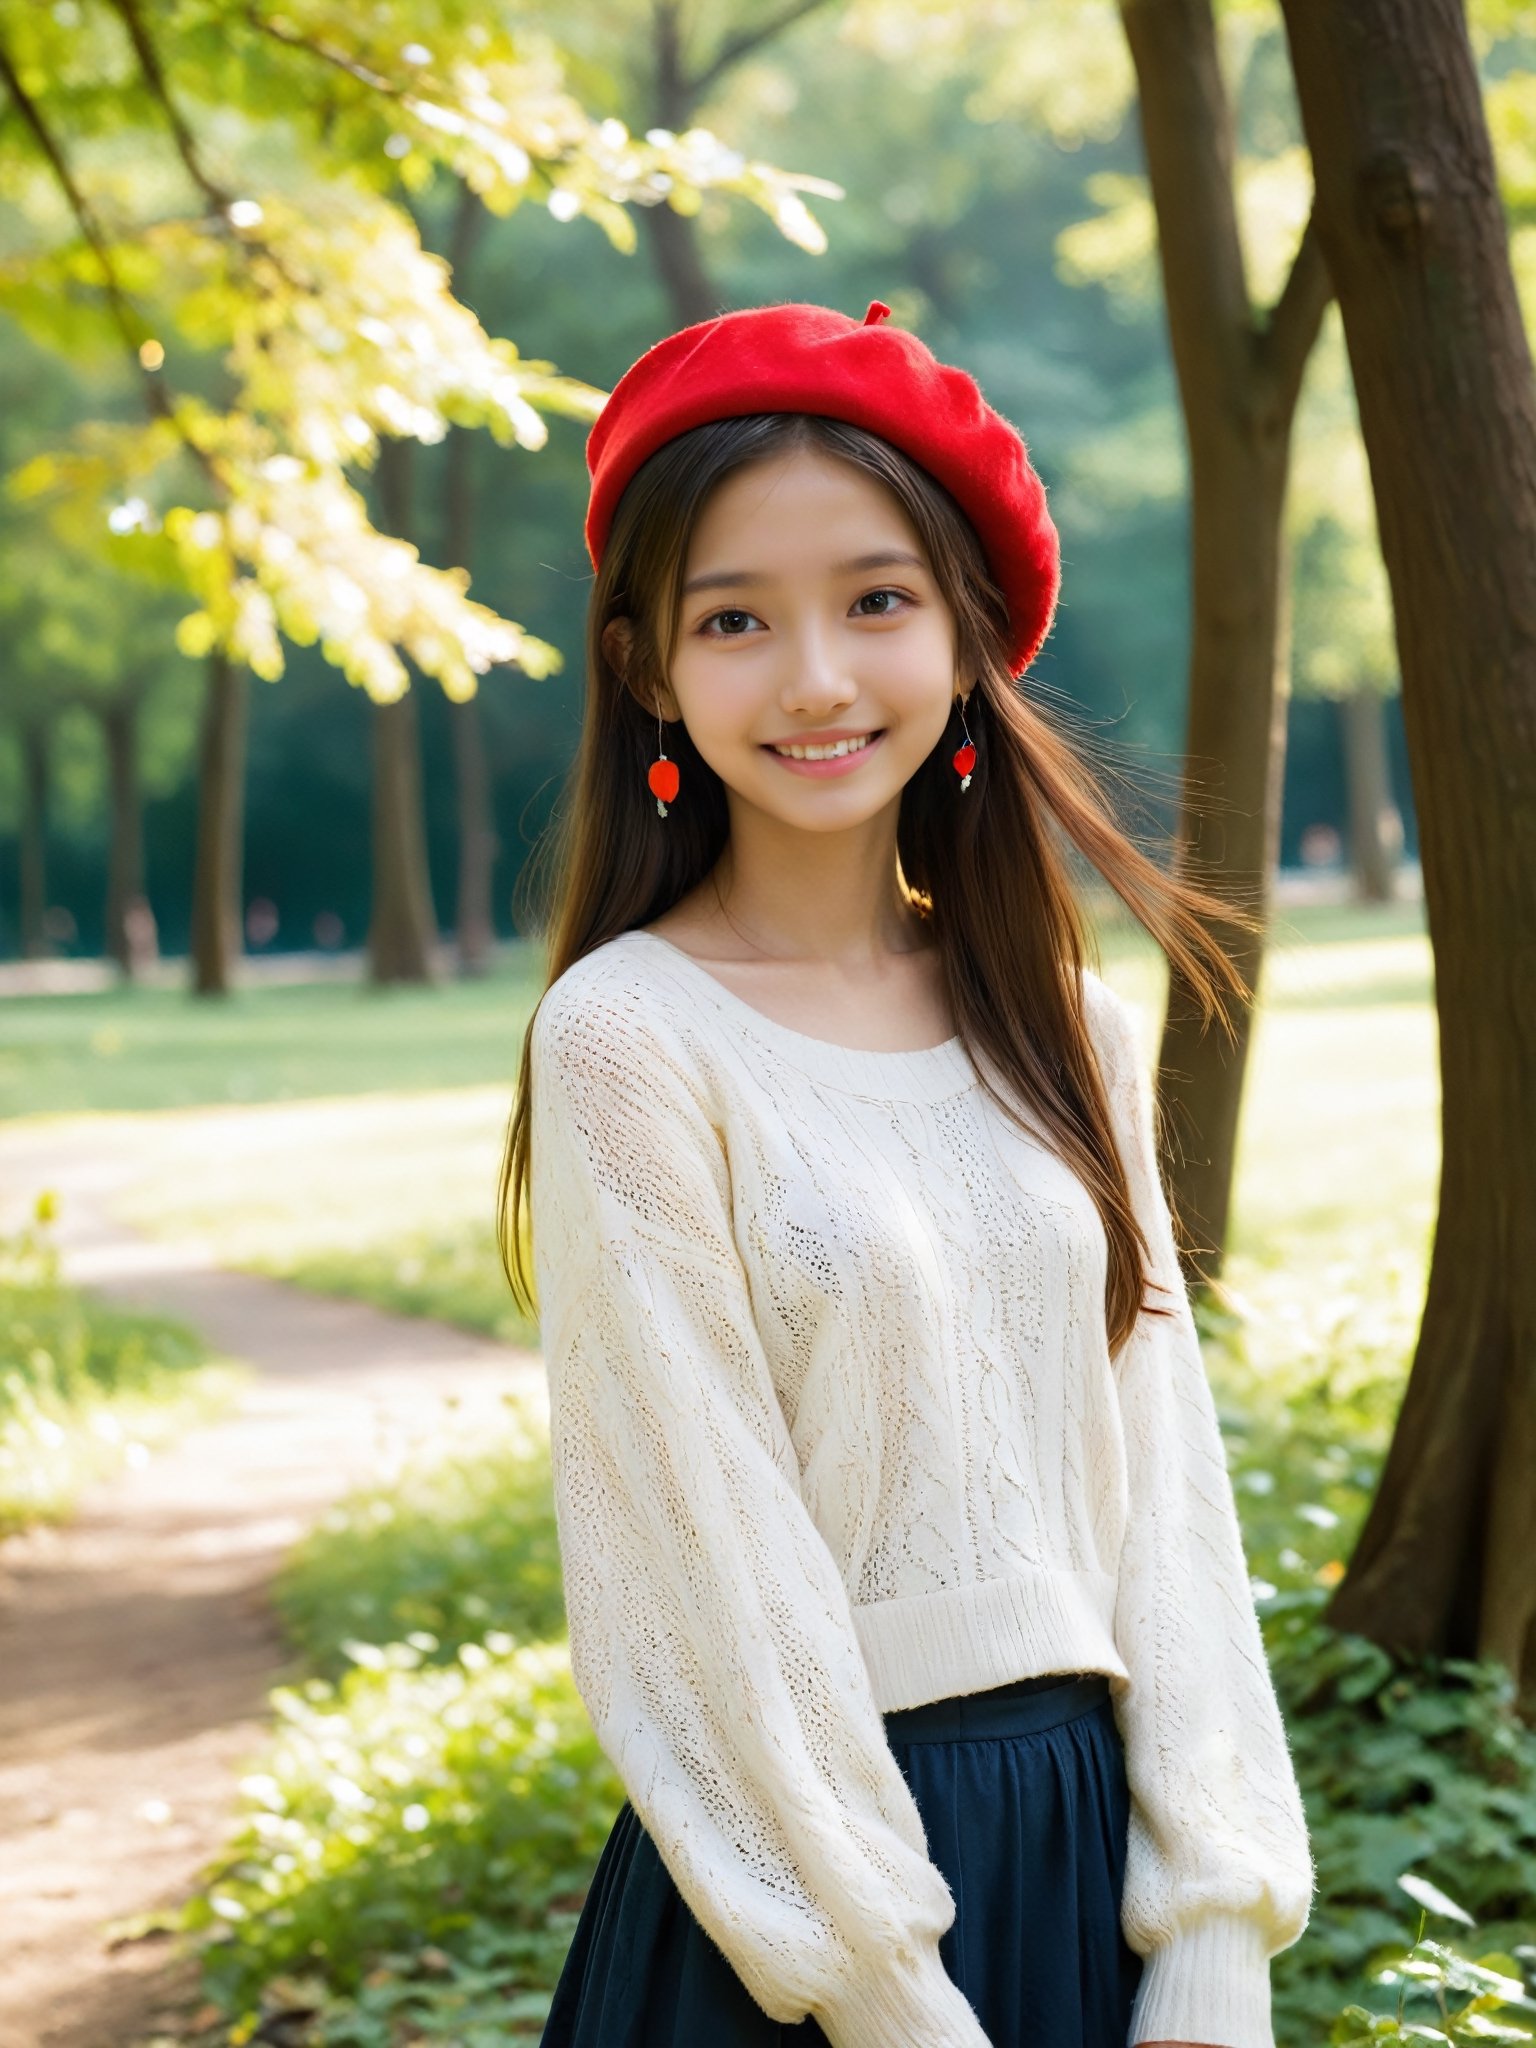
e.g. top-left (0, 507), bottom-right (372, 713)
top-left (1327, 1901), bottom-right (1536, 2041)
top-left (1197, 1306), bottom-right (1536, 2041)
top-left (1196, 1303), bottom-right (1536, 2042)
top-left (1264, 1597), bottom-right (1536, 2042)
top-left (0, 1191), bottom-right (231, 1532)
top-left (276, 1396), bottom-right (563, 1676)
top-left (187, 1634), bottom-right (620, 2038)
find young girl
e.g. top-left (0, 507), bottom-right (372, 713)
top-left (499, 299), bottom-right (1315, 2048)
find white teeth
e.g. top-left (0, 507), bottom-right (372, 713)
top-left (770, 732), bottom-right (877, 761)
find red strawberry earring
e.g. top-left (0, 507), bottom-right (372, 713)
top-left (953, 689), bottom-right (977, 792)
top-left (648, 702), bottom-right (679, 817)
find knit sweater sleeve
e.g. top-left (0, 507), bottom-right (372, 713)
top-left (527, 971), bottom-right (991, 2048)
top-left (1083, 971), bottom-right (1316, 2048)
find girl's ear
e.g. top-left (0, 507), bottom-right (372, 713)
top-left (602, 615), bottom-right (634, 678)
top-left (605, 615), bottom-right (679, 723)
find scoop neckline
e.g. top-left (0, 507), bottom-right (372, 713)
top-left (617, 927), bottom-right (978, 1098)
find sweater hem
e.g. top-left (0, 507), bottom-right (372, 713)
top-left (853, 1568), bottom-right (1129, 1713)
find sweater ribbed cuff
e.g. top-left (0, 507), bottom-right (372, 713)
top-left (812, 1939), bottom-right (992, 2048)
top-left (1128, 1911), bottom-right (1275, 2048)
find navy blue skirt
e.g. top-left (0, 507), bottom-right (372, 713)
top-left (539, 1671), bottom-right (1145, 2047)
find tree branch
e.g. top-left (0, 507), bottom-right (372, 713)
top-left (0, 36), bottom-right (164, 411)
top-left (1254, 205), bottom-right (1335, 418)
top-left (0, 34), bottom-right (224, 484)
top-left (244, 8), bottom-right (406, 101)
top-left (1119, 0), bottom-right (1256, 421)
top-left (107, 0), bottom-right (230, 216)
top-left (108, 0), bottom-right (303, 294)
top-left (690, 0), bottom-right (839, 102)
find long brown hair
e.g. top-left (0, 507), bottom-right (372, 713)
top-left (498, 412), bottom-right (1259, 1357)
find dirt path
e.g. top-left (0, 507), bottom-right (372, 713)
top-left (0, 1114), bottom-right (545, 2048)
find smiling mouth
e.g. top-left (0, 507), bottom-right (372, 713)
top-left (762, 730), bottom-right (885, 761)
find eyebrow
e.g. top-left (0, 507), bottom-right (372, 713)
top-left (681, 548), bottom-right (928, 597)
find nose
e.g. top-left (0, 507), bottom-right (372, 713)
top-left (777, 612), bottom-right (858, 714)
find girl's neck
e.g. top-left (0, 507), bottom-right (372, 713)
top-left (654, 895), bottom-right (933, 967)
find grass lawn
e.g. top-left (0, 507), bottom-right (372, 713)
top-left (0, 946), bottom-right (548, 1118)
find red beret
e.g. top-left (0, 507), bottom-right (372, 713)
top-left (584, 298), bottom-right (1061, 677)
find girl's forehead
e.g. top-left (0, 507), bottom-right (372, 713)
top-left (686, 456), bottom-right (926, 564)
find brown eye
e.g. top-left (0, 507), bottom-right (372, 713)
top-left (701, 608), bottom-right (762, 638)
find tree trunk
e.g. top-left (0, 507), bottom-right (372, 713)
top-left (443, 187), bottom-right (498, 976)
top-left (637, 0), bottom-right (840, 326)
top-left (369, 691), bottom-right (438, 984)
top-left (18, 721), bottom-right (49, 960)
top-left (190, 650), bottom-right (247, 996)
top-left (449, 691), bottom-right (496, 974)
top-left (1278, 0), bottom-right (1536, 1704)
top-left (102, 695), bottom-right (156, 976)
top-left (639, 187), bottom-right (720, 330)
top-left (368, 436), bottom-right (439, 986)
top-left (1120, 0), bottom-right (1334, 1286)
top-left (643, 1), bottom-right (724, 326)
top-left (1340, 686), bottom-right (1402, 902)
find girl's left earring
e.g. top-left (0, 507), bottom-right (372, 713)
top-left (953, 689), bottom-right (977, 792)
top-left (648, 703), bottom-right (680, 817)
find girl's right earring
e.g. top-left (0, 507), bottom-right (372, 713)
top-left (953, 690), bottom-right (977, 793)
top-left (648, 703), bottom-right (680, 817)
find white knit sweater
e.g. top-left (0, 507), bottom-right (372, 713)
top-left (527, 928), bottom-right (1315, 2048)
